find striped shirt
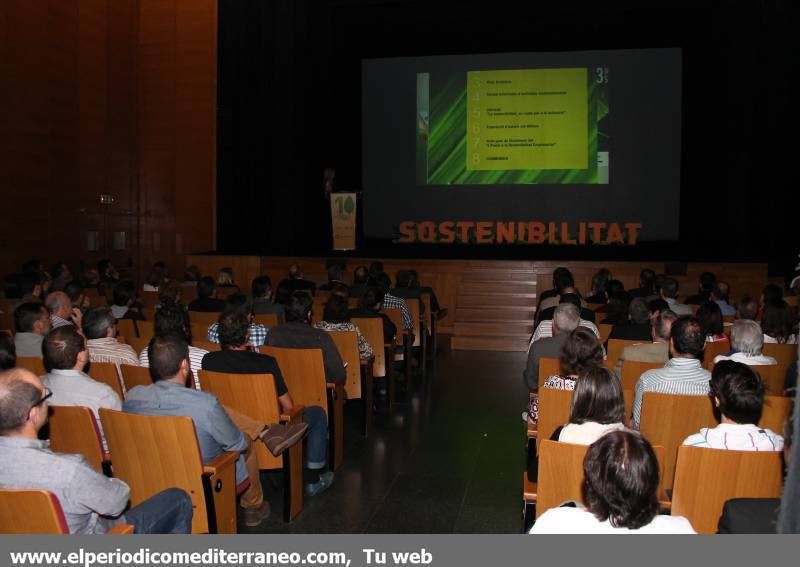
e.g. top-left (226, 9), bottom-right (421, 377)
top-left (632, 357), bottom-right (711, 429)
top-left (530, 319), bottom-right (600, 344)
top-left (683, 423), bottom-right (783, 451)
top-left (86, 337), bottom-right (140, 367)
top-left (381, 293), bottom-right (413, 330)
top-left (139, 345), bottom-right (208, 390)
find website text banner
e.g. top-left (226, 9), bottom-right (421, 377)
top-left (0, 535), bottom-right (794, 567)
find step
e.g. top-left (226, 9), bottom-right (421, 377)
top-left (459, 281), bottom-right (538, 295)
top-left (451, 335), bottom-right (530, 352)
top-left (453, 321), bottom-right (533, 337)
top-left (456, 307), bottom-right (536, 323)
top-left (458, 293), bottom-right (537, 308)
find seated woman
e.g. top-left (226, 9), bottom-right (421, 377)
top-left (696, 300), bottom-right (729, 343)
top-left (526, 327), bottom-right (604, 423)
top-left (553, 365), bottom-right (627, 445)
top-left (683, 360), bottom-right (783, 451)
top-left (530, 431), bottom-right (696, 533)
top-left (761, 301), bottom-right (798, 344)
top-left (314, 294), bottom-right (374, 360)
top-left (714, 320), bottom-right (778, 366)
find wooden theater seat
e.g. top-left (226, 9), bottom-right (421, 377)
top-left (381, 307), bottom-right (412, 385)
top-left (198, 370), bottom-right (305, 521)
top-left (119, 364), bottom-right (153, 392)
top-left (189, 311), bottom-right (221, 326)
top-left (605, 339), bottom-right (643, 370)
top-left (48, 405), bottom-right (110, 475)
top-left (759, 395), bottom-right (794, 434)
top-left (99, 409), bottom-right (238, 533)
top-left (327, 329), bottom-right (375, 436)
top-left (253, 313), bottom-right (280, 328)
top-left (597, 323), bottom-right (612, 345)
top-left (260, 346), bottom-right (345, 471)
top-left (15, 356), bottom-right (45, 376)
top-left (671, 446), bottom-right (784, 533)
top-left (352, 316), bottom-right (393, 406)
top-left (0, 489), bottom-right (133, 534)
top-left (87, 361), bottom-right (125, 400)
top-left (620, 360), bottom-right (662, 424)
top-left (761, 342), bottom-right (797, 368)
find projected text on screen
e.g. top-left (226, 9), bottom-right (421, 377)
top-left (416, 66), bottom-right (608, 185)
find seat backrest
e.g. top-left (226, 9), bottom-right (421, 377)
top-left (0, 489), bottom-right (68, 533)
top-left (326, 330), bottom-right (362, 399)
top-left (597, 323), bottom-right (612, 345)
top-left (198, 370), bottom-right (283, 470)
top-left (99, 409), bottom-right (212, 533)
top-left (406, 298), bottom-right (423, 347)
top-left (380, 308), bottom-right (405, 340)
top-left (188, 311), bottom-right (221, 326)
top-left (536, 388), bottom-right (573, 448)
top-left (606, 339), bottom-right (643, 369)
top-left (122, 335), bottom-right (150, 358)
top-left (140, 291), bottom-right (160, 308)
top-left (352, 317), bottom-right (386, 378)
top-left (87, 361), bottom-right (125, 400)
top-left (704, 341), bottom-right (732, 369)
top-left (420, 292), bottom-right (433, 331)
top-left (759, 395), bottom-right (794, 434)
top-left (119, 364), bottom-right (152, 392)
top-left (311, 297), bottom-right (327, 325)
top-left (537, 357), bottom-right (562, 391)
top-left (116, 320), bottom-right (137, 341)
top-left (48, 405), bottom-right (107, 473)
top-left (190, 322), bottom-right (211, 344)
top-left (536, 440), bottom-right (588, 518)
top-left (140, 307), bottom-right (156, 321)
top-left (0, 311), bottom-right (15, 335)
top-left (135, 320), bottom-right (154, 341)
top-left (259, 346), bottom-right (328, 417)
top-left (16, 356), bottom-right (45, 376)
top-left (192, 339), bottom-right (221, 352)
top-left (639, 392), bottom-right (716, 488)
top-left (753, 364), bottom-right (788, 396)
top-left (761, 343), bottom-right (797, 367)
top-left (671, 445), bottom-right (784, 533)
top-left (620, 360), bottom-right (663, 391)
top-left (253, 313), bottom-right (279, 328)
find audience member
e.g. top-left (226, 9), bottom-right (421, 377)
top-left (629, 268), bottom-right (657, 299)
top-left (713, 320), bottom-right (777, 366)
top-left (368, 261), bottom-right (392, 292)
top-left (761, 283), bottom-right (785, 311)
top-left (97, 259), bottom-right (119, 284)
top-left (350, 286), bottom-right (397, 343)
top-left (188, 276), bottom-right (226, 312)
top-left (536, 270), bottom-right (582, 316)
top-left (318, 264), bottom-right (347, 292)
top-left (348, 265), bottom-right (370, 299)
top-left (659, 277), bottom-right (693, 315)
top-left (585, 269), bottom-right (613, 304)
top-left (737, 295), bottom-right (759, 321)
top-left (264, 292), bottom-right (346, 384)
top-left (41, 326), bottom-right (121, 448)
top-left (536, 267), bottom-right (572, 311)
top-left (683, 360), bottom-right (783, 451)
top-left (182, 265), bottom-right (201, 287)
top-left (45, 290), bottom-right (81, 330)
top-left (536, 287), bottom-right (596, 326)
top-left (0, 333), bottom-right (16, 370)
top-left (554, 365), bottom-right (627, 445)
top-left (523, 303), bottom-right (580, 392)
top-left (613, 310), bottom-right (677, 375)
top-left (632, 315), bottom-right (711, 429)
top-left (530, 293), bottom-right (600, 343)
top-left (278, 265), bottom-right (317, 296)
top-left (0, 368), bottom-right (192, 534)
top-left (606, 297), bottom-right (651, 343)
top-left (12, 302), bottom-right (51, 357)
top-left (82, 307), bottom-right (139, 367)
top-left (50, 263), bottom-right (72, 291)
top-left (686, 271), bottom-right (716, 305)
top-left (314, 294), bottom-right (373, 359)
top-left (696, 300), bottom-right (729, 342)
top-left (407, 269), bottom-right (444, 316)
top-left (251, 276), bottom-right (285, 321)
top-left (111, 281), bottom-right (145, 320)
top-left (143, 261), bottom-right (167, 292)
top-left (712, 281), bottom-right (736, 316)
top-left (217, 267), bottom-right (238, 290)
top-left (63, 280), bottom-right (91, 312)
top-left (761, 302), bottom-right (798, 344)
top-left (530, 431), bottom-right (695, 534)
top-left (207, 294), bottom-right (268, 347)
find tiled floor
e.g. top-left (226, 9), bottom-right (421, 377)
top-left (242, 345), bottom-right (529, 533)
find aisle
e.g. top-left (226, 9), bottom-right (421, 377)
top-left (245, 347), bottom-right (528, 533)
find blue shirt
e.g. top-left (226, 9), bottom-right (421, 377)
top-left (123, 381), bottom-right (248, 484)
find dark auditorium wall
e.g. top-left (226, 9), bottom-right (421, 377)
top-left (216, 0), bottom-right (797, 275)
top-left (0, 0), bottom-right (217, 282)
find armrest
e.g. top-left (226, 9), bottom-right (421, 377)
top-left (203, 451), bottom-right (239, 475)
top-left (280, 404), bottom-right (305, 423)
top-left (360, 356), bottom-right (375, 366)
top-left (106, 523), bottom-right (135, 535)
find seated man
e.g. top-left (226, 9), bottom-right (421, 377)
top-left (207, 294), bottom-right (268, 347)
top-left (632, 315), bottom-right (711, 429)
top-left (110, 280), bottom-right (145, 321)
top-left (536, 267), bottom-right (572, 311)
top-left (685, 271), bottom-right (717, 305)
top-left (45, 290), bottom-right (81, 329)
top-left (523, 303), bottom-right (580, 391)
top-left (606, 298), bottom-right (653, 344)
top-left (318, 263), bottom-right (347, 292)
top-left (736, 295), bottom-right (759, 321)
top-left (683, 360), bottom-right (783, 451)
top-left (278, 265), bottom-right (317, 296)
top-left (659, 277), bottom-right (693, 316)
top-left (251, 276), bottom-right (285, 322)
top-left (12, 302), bottom-right (51, 357)
top-left (530, 294), bottom-right (600, 344)
top-left (614, 310), bottom-right (677, 375)
top-left (82, 307), bottom-right (139, 367)
top-left (41, 326), bottom-right (121, 449)
top-left (628, 268), bottom-right (657, 299)
top-left (536, 271), bottom-right (588, 320)
top-left (348, 265), bottom-right (370, 299)
top-left (264, 291), bottom-right (346, 385)
top-left (126, 335), bottom-right (299, 527)
top-left (0, 368), bottom-right (192, 534)
top-left (202, 309), bottom-right (331, 496)
top-left (381, 289), bottom-right (414, 332)
top-left (712, 281), bottom-right (736, 316)
top-left (187, 276), bottom-right (226, 313)
top-left (713, 320), bottom-right (778, 366)
top-left (350, 285), bottom-right (397, 344)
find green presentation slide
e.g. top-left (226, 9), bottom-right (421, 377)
top-left (416, 67), bottom-right (609, 185)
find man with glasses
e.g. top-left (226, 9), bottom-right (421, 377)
top-left (0, 368), bottom-right (193, 533)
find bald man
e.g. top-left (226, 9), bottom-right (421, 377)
top-left (0, 368), bottom-right (192, 534)
top-left (45, 291), bottom-right (82, 330)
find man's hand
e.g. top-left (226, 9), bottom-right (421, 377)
top-left (70, 307), bottom-right (83, 329)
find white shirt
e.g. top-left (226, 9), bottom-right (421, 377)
top-left (529, 506), bottom-right (696, 534)
top-left (42, 368), bottom-right (122, 450)
top-left (763, 334), bottom-right (797, 345)
top-left (713, 352), bottom-right (778, 366)
top-left (683, 423), bottom-right (783, 451)
top-left (665, 297), bottom-right (693, 316)
top-left (632, 358), bottom-right (711, 429)
top-left (86, 337), bottom-right (140, 367)
top-left (558, 422), bottom-right (627, 445)
top-left (531, 319), bottom-right (600, 344)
